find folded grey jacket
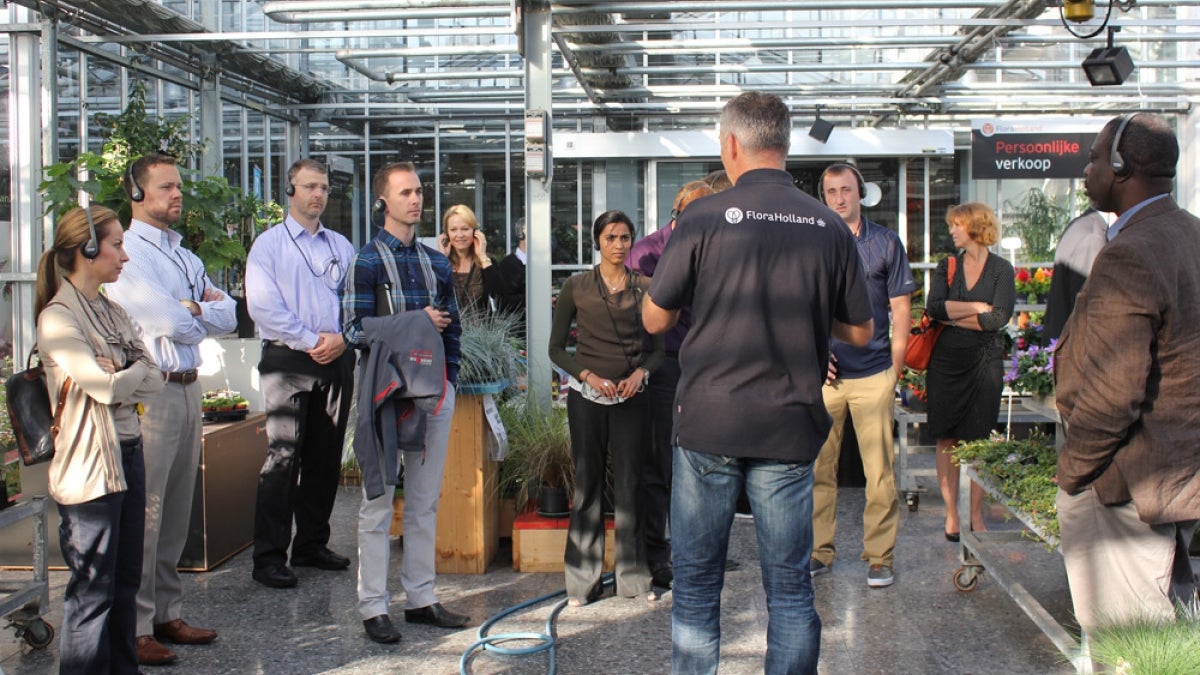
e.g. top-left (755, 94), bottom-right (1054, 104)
top-left (355, 311), bottom-right (448, 500)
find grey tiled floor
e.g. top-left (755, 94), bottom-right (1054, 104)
top-left (0, 470), bottom-right (1089, 674)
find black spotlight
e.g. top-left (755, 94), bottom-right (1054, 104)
top-left (809, 109), bottom-right (834, 144)
top-left (1082, 45), bottom-right (1134, 86)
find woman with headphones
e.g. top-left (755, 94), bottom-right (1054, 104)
top-left (438, 204), bottom-right (504, 316)
top-left (35, 205), bottom-right (164, 672)
top-left (548, 210), bottom-right (664, 606)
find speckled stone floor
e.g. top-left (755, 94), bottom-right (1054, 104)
top-left (0, 452), bottom-right (1139, 675)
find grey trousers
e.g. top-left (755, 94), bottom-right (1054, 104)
top-left (135, 380), bottom-right (202, 636)
top-left (356, 385), bottom-right (457, 619)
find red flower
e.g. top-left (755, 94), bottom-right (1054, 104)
top-left (1016, 268), bottom-right (1031, 283)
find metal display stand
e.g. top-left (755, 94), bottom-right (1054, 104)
top-left (893, 398), bottom-right (1055, 511)
top-left (953, 465), bottom-right (1091, 673)
top-left (0, 496), bottom-right (54, 649)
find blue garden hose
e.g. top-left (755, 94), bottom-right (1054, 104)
top-left (458, 573), bottom-right (615, 675)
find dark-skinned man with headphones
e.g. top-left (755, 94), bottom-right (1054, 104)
top-left (1055, 113), bottom-right (1200, 648)
top-left (809, 162), bottom-right (914, 589)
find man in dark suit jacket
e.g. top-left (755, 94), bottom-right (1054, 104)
top-left (1055, 112), bottom-right (1200, 636)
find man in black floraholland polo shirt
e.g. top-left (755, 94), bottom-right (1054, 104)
top-left (644, 91), bottom-right (873, 675)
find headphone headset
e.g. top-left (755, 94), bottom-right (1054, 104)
top-left (1110, 113), bottom-right (1139, 177)
top-left (285, 183), bottom-right (296, 197)
top-left (81, 206), bottom-right (100, 260)
top-left (373, 197), bottom-right (388, 215)
top-left (125, 162), bottom-right (144, 202)
top-left (818, 163), bottom-right (866, 204)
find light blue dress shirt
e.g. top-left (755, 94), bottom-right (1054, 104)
top-left (105, 219), bottom-right (238, 372)
top-left (245, 216), bottom-right (356, 350)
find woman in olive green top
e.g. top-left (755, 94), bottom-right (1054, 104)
top-left (549, 210), bottom-right (664, 606)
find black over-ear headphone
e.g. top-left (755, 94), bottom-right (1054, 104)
top-left (373, 198), bottom-right (387, 215)
top-left (1110, 113), bottom-right (1139, 178)
top-left (125, 162), bottom-right (144, 202)
top-left (818, 163), bottom-right (866, 204)
top-left (81, 206), bottom-right (100, 260)
top-left (285, 183), bottom-right (296, 197)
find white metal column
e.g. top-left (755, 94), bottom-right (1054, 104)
top-left (523, 0), bottom-right (553, 407)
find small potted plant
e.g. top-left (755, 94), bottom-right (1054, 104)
top-left (953, 429), bottom-right (1059, 546)
top-left (898, 369), bottom-right (927, 411)
top-left (497, 398), bottom-right (574, 517)
top-left (1014, 267), bottom-right (1053, 305)
top-left (1004, 324), bottom-right (1056, 408)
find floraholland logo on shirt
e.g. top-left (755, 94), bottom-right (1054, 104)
top-left (726, 205), bottom-right (824, 227)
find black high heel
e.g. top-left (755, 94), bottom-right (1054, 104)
top-left (944, 531), bottom-right (960, 542)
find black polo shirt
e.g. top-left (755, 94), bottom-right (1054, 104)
top-left (649, 168), bottom-right (872, 463)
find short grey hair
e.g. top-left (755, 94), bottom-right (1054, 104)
top-left (719, 92), bottom-right (791, 155)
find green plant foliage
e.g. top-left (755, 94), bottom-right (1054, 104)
top-left (458, 309), bottom-right (524, 386)
top-left (39, 81), bottom-right (280, 283)
top-left (1089, 601), bottom-right (1200, 675)
top-left (1005, 188), bottom-right (1068, 263)
top-left (953, 430), bottom-right (1059, 544)
top-left (496, 398), bottom-right (573, 510)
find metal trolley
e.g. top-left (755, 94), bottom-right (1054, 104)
top-left (0, 496), bottom-right (55, 649)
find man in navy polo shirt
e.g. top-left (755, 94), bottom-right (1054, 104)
top-left (644, 92), bottom-right (873, 675)
top-left (810, 162), bottom-right (915, 589)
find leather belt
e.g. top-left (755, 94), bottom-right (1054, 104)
top-left (163, 369), bottom-right (198, 385)
top-left (263, 340), bottom-right (289, 348)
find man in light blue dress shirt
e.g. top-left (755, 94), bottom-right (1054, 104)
top-left (245, 158), bottom-right (357, 589)
top-left (105, 153), bottom-right (236, 667)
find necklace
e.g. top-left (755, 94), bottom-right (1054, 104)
top-left (599, 270), bottom-right (627, 292)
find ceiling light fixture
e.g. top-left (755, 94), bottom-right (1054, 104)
top-left (1082, 27), bottom-right (1135, 86)
top-left (808, 107), bottom-right (834, 143)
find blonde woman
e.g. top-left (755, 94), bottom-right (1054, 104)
top-left (925, 202), bottom-right (1016, 541)
top-left (36, 205), bottom-right (163, 673)
top-left (439, 204), bottom-right (503, 316)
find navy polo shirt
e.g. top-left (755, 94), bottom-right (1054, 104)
top-left (829, 217), bottom-right (916, 378)
top-left (650, 168), bottom-right (873, 463)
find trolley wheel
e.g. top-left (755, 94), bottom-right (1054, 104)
top-left (905, 493), bottom-right (919, 512)
top-left (952, 566), bottom-right (980, 593)
top-left (21, 618), bottom-right (54, 649)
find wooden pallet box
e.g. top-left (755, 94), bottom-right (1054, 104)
top-left (511, 510), bottom-right (614, 573)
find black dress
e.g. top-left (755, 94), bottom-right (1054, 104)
top-left (925, 252), bottom-right (1016, 441)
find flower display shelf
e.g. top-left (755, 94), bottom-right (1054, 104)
top-left (953, 465), bottom-right (1090, 673)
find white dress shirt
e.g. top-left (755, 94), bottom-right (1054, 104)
top-left (104, 218), bottom-right (238, 372)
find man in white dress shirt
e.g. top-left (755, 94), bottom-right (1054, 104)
top-left (105, 153), bottom-right (237, 667)
top-left (245, 158), bottom-right (357, 589)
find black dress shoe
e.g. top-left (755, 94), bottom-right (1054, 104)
top-left (404, 602), bottom-right (469, 628)
top-left (252, 564), bottom-right (298, 589)
top-left (292, 547), bottom-right (351, 570)
top-left (363, 615), bottom-right (402, 644)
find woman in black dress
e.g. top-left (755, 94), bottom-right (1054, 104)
top-left (925, 202), bottom-right (1015, 540)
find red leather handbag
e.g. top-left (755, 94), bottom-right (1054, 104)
top-left (903, 256), bottom-right (957, 371)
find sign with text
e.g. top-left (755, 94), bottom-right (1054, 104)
top-left (971, 119), bottom-right (1107, 180)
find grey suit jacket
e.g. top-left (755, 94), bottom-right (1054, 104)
top-left (1055, 196), bottom-right (1200, 524)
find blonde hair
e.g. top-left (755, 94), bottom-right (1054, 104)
top-left (946, 202), bottom-right (999, 247)
top-left (35, 205), bottom-right (120, 321)
top-left (441, 204), bottom-right (479, 267)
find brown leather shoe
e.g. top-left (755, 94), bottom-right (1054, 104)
top-left (136, 635), bottom-right (178, 666)
top-left (153, 618), bottom-right (218, 645)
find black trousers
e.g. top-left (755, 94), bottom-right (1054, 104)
top-left (565, 389), bottom-right (651, 599)
top-left (641, 355), bottom-right (679, 575)
top-left (58, 438), bottom-right (145, 675)
top-left (253, 346), bottom-right (353, 568)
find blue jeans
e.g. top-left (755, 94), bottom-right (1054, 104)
top-left (58, 437), bottom-right (146, 675)
top-left (671, 446), bottom-right (820, 675)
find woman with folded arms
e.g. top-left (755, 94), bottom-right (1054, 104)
top-left (925, 202), bottom-right (1015, 542)
top-left (36, 205), bottom-right (163, 674)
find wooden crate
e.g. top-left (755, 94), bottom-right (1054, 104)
top-left (512, 510), bottom-right (615, 573)
top-left (389, 393), bottom-right (499, 574)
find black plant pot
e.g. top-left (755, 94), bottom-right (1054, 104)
top-left (536, 485), bottom-right (570, 518)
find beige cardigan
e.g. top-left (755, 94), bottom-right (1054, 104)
top-left (36, 283), bottom-right (164, 505)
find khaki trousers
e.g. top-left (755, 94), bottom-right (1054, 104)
top-left (1057, 487), bottom-right (1197, 634)
top-left (812, 368), bottom-right (899, 567)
